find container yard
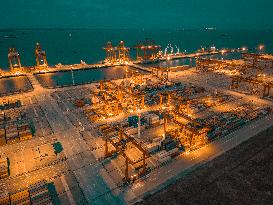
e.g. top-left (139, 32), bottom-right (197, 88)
top-left (0, 156), bottom-right (8, 179)
top-left (0, 76), bottom-right (33, 97)
top-left (0, 106), bottom-right (34, 146)
top-left (0, 40), bottom-right (272, 205)
top-left (0, 0), bottom-right (273, 203)
top-left (68, 67), bottom-right (271, 185)
top-left (0, 180), bottom-right (53, 205)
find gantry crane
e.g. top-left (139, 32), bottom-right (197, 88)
top-left (134, 39), bottom-right (161, 61)
top-left (230, 75), bottom-right (272, 97)
top-left (104, 128), bottom-right (150, 181)
top-left (242, 53), bottom-right (261, 70)
top-left (117, 41), bottom-right (130, 64)
top-left (158, 92), bottom-right (172, 108)
top-left (161, 104), bottom-right (209, 151)
top-left (34, 43), bottom-right (48, 68)
top-left (242, 53), bottom-right (273, 71)
top-left (103, 41), bottom-right (130, 65)
top-left (8, 48), bottom-right (21, 71)
top-left (260, 55), bottom-right (273, 69)
top-left (103, 41), bottom-right (117, 64)
top-left (196, 58), bottom-right (225, 72)
top-left (97, 79), bottom-right (146, 118)
top-left (171, 111), bottom-right (210, 150)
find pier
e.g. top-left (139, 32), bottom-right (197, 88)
top-left (0, 42), bottom-right (237, 78)
top-left (26, 74), bottom-right (44, 91)
top-left (159, 51), bottom-right (220, 61)
top-left (130, 63), bottom-right (152, 72)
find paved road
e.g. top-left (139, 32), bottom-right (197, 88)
top-left (33, 88), bottom-right (122, 204)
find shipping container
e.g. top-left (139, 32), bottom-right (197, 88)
top-left (0, 192), bottom-right (10, 205)
top-left (17, 123), bottom-right (30, 132)
top-left (28, 180), bottom-right (48, 192)
top-left (19, 131), bottom-right (32, 141)
top-left (145, 143), bottom-right (160, 154)
top-left (158, 156), bottom-right (171, 164)
top-left (156, 150), bottom-right (169, 159)
top-left (10, 189), bottom-right (30, 205)
top-left (0, 136), bottom-right (6, 146)
top-left (5, 131), bottom-right (18, 139)
top-left (31, 195), bottom-right (51, 205)
top-left (167, 148), bottom-right (179, 156)
top-left (152, 137), bottom-right (163, 143)
top-left (0, 157), bottom-right (8, 179)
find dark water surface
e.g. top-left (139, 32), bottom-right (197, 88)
top-left (0, 76), bottom-right (33, 96)
top-left (145, 52), bottom-right (242, 68)
top-left (35, 66), bottom-right (146, 88)
top-left (0, 28), bottom-right (272, 93)
top-left (0, 29), bottom-right (272, 69)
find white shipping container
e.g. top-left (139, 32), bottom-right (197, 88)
top-left (150, 116), bottom-right (159, 121)
top-left (126, 127), bottom-right (137, 135)
top-left (152, 137), bottom-right (163, 143)
top-left (158, 156), bottom-right (171, 164)
top-left (145, 143), bottom-right (159, 153)
top-left (126, 125), bottom-right (145, 135)
top-left (149, 114), bottom-right (159, 122)
top-left (156, 150), bottom-right (169, 159)
top-left (150, 119), bottom-right (160, 125)
top-left (6, 129), bottom-right (17, 135)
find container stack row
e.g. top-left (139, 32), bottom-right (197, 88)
top-left (0, 180), bottom-right (52, 205)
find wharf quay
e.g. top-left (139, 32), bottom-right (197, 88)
top-left (130, 63), bottom-right (153, 72)
top-left (129, 51), bottom-right (222, 73)
top-left (159, 51), bottom-right (220, 61)
top-left (34, 63), bottom-right (107, 74)
top-left (0, 50), bottom-right (229, 78)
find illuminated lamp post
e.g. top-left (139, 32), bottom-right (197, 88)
top-left (71, 66), bottom-right (75, 86)
top-left (258, 44), bottom-right (265, 54)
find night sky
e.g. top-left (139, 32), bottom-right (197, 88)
top-left (0, 0), bottom-right (272, 29)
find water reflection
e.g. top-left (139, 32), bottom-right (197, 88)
top-left (36, 66), bottom-right (147, 88)
top-left (146, 52), bottom-right (242, 68)
top-left (147, 58), bottom-right (196, 68)
top-left (0, 76), bottom-right (33, 96)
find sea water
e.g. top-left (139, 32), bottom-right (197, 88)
top-left (0, 28), bottom-right (272, 69)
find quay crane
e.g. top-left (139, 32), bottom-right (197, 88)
top-left (34, 43), bottom-right (48, 68)
top-left (103, 41), bottom-right (116, 65)
top-left (134, 39), bottom-right (161, 62)
top-left (103, 41), bottom-right (130, 65)
top-left (8, 48), bottom-right (21, 71)
top-left (117, 41), bottom-right (130, 64)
